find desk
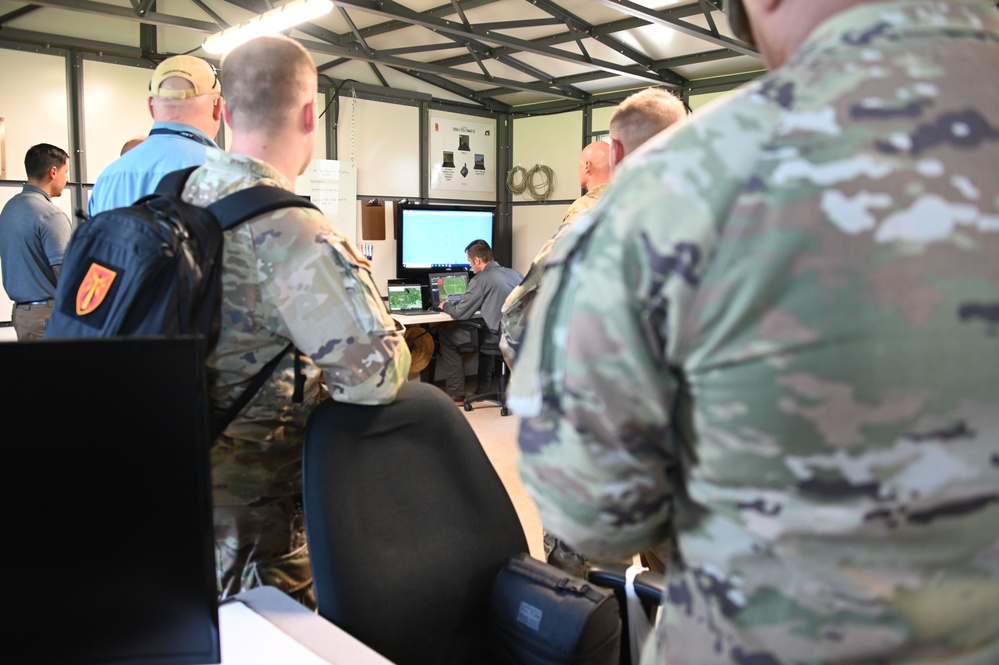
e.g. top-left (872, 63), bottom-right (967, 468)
top-left (390, 310), bottom-right (455, 326)
top-left (216, 586), bottom-right (394, 664)
top-left (392, 311), bottom-right (484, 383)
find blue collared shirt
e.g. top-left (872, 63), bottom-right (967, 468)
top-left (87, 121), bottom-right (218, 217)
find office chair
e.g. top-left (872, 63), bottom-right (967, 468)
top-left (455, 320), bottom-right (511, 416)
top-left (302, 381), bottom-right (664, 665)
top-left (302, 381), bottom-right (528, 664)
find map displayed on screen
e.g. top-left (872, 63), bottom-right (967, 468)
top-left (429, 272), bottom-right (469, 307)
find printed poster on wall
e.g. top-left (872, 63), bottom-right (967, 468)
top-left (429, 116), bottom-right (494, 196)
top-left (296, 159), bottom-right (358, 245)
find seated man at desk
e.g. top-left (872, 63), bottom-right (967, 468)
top-left (437, 239), bottom-right (522, 406)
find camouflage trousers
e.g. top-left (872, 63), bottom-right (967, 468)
top-left (214, 495), bottom-right (315, 609)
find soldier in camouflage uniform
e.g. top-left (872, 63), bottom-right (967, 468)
top-left (505, 94), bottom-right (689, 575)
top-left (182, 36), bottom-right (411, 608)
top-left (499, 141), bottom-right (612, 368)
top-left (509, 1), bottom-right (999, 663)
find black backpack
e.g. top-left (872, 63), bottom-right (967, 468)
top-left (47, 166), bottom-right (319, 435)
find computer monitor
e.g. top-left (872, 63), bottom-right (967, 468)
top-left (429, 271), bottom-right (469, 308)
top-left (395, 203), bottom-right (495, 280)
top-left (2, 336), bottom-right (220, 665)
top-left (387, 282), bottom-right (426, 314)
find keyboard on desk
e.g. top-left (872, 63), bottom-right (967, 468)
top-left (393, 309), bottom-right (437, 315)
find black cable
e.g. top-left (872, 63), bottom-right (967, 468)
top-left (318, 78), bottom-right (360, 121)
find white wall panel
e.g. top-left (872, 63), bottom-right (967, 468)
top-left (0, 49), bottom-right (70, 182)
top-left (336, 97), bottom-right (419, 199)
top-left (511, 111), bottom-right (582, 204)
top-left (82, 60), bottom-right (156, 183)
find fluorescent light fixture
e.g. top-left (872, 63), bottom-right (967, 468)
top-left (202, 0), bottom-right (334, 55)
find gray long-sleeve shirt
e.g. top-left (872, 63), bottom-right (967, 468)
top-left (442, 261), bottom-right (522, 331)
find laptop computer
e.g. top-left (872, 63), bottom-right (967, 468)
top-left (429, 271), bottom-right (469, 308)
top-left (388, 282), bottom-right (428, 315)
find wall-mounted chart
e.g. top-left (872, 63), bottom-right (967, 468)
top-left (429, 116), bottom-right (494, 196)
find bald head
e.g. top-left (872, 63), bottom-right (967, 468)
top-left (578, 140), bottom-right (612, 191)
top-left (120, 135), bottom-right (146, 156)
top-left (609, 88), bottom-right (687, 166)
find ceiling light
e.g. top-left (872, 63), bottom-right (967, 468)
top-left (202, 0), bottom-right (334, 55)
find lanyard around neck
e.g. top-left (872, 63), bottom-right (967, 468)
top-left (148, 127), bottom-right (214, 147)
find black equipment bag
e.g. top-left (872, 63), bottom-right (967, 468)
top-left (47, 167), bottom-right (319, 435)
top-left (489, 553), bottom-right (622, 665)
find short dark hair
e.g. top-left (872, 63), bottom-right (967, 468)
top-left (24, 144), bottom-right (69, 180)
top-left (465, 239), bottom-right (494, 263)
top-left (221, 35), bottom-right (317, 133)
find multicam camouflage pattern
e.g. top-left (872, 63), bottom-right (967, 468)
top-left (509, 2), bottom-right (999, 663)
top-left (184, 148), bottom-right (410, 599)
top-left (214, 497), bottom-right (315, 608)
top-left (500, 182), bottom-right (607, 365)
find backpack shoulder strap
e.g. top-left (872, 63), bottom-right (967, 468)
top-left (211, 341), bottom-right (295, 441)
top-left (154, 166), bottom-right (201, 197)
top-left (208, 186), bottom-right (320, 231)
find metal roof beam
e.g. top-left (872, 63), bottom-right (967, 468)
top-left (29, 0), bottom-right (219, 31)
top-left (296, 36), bottom-right (590, 101)
top-left (329, 0), bottom-right (673, 85)
top-left (0, 27), bottom-right (142, 58)
top-left (588, 0), bottom-right (759, 58)
top-left (474, 18), bottom-right (564, 30)
top-left (352, 0), bottom-right (500, 41)
top-left (528, 0), bottom-right (654, 69)
top-left (190, 0), bottom-right (229, 28)
top-left (390, 67), bottom-right (511, 112)
top-left (1, 5), bottom-right (43, 24)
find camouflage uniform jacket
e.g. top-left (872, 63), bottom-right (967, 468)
top-left (500, 182), bottom-right (607, 365)
top-left (184, 149), bottom-right (411, 506)
top-left (509, 2), bottom-right (999, 663)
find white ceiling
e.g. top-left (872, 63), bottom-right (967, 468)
top-left (0, 0), bottom-right (766, 111)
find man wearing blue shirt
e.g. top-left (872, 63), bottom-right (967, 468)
top-left (0, 144), bottom-right (75, 340)
top-left (87, 55), bottom-right (222, 216)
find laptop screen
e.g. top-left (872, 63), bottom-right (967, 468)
top-left (429, 271), bottom-right (469, 308)
top-left (388, 283), bottom-right (425, 312)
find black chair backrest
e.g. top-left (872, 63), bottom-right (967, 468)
top-left (302, 381), bottom-right (529, 665)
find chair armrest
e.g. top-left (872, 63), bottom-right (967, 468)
top-left (587, 562), bottom-right (665, 615)
top-left (454, 319), bottom-right (489, 350)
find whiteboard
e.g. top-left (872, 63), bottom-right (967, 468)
top-left (295, 159), bottom-right (358, 247)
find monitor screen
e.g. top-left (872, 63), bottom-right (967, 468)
top-left (396, 203), bottom-right (495, 278)
top-left (387, 283), bottom-right (425, 312)
top-left (2, 336), bottom-right (220, 665)
top-left (429, 271), bottom-right (469, 308)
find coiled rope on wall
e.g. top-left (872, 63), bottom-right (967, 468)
top-left (506, 164), bottom-right (557, 202)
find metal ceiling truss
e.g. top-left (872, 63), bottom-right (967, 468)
top-left (3, 0), bottom-right (761, 112)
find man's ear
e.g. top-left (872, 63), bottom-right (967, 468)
top-left (47, 165), bottom-right (58, 182)
top-left (212, 96), bottom-right (223, 122)
top-left (221, 102), bottom-right (234, 130)
top-left (147, 96), bottom-right (156, 119)
top-left (611, 139), bottom-right (626, 168)
top-left (303, 99), bottom-right (316, 133)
